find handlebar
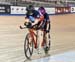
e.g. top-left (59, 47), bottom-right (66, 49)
top-left (20, 22), bottom-right (38, 30)
top-left (19, 26), bottom-right (26, 29)
top-left (20, 21), bottom-right (50, 30)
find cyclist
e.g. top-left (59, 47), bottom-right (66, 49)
top-left (20, 5), bottom-right (50, 54)
top-left (38, 7), bottom-right (50, 53)
top-left (38, 7), bottom-right (50, 32)
top-left (25, 6), bottom-right (51, 53)
top-left (20, 5), bottom-right (45, 48)
top-left (24, 5), bottom-right (44, 28)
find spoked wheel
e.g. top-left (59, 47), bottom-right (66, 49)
top-left (24, 33), bottom-right (33, 59)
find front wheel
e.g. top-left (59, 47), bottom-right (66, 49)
top-left (24, 33), bottom-right (33, 59)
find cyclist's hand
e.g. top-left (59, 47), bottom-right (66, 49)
top-left (24, 22), bottom-right (27, 26)
top-left (19, 25), bottom-right (23, 29)
top-left (46, 30), bottom-right (50, 33)
top-left (24, 22), bottom-right (32, 26)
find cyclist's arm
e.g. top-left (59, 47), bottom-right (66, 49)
top-left (24, 13), bottom-right (32, 23)
top-left (32, 16), bottom-right (44, 26)
top-left (46, 19), bottom-right (50, 33)
top-left (45, 13), bottom-right (50, 32)
top-left (20, 17), bottom-right (30, 29)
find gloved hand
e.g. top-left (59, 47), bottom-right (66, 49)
top-left (19, 26), bottom-right (23, 29)
top-left (24, 22), bottom-right (32, 28)
top-left (46, 30), bottom-right (50, 33)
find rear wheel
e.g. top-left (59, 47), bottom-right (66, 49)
top-left (24, 33), bottom-right (33, 59)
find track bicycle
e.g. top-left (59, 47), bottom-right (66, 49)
top-left (20, 22), bottom-right (50, 59)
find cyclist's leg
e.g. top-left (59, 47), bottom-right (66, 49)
top-left (37, 30), bottom-right (43, 54)
top-left (46, 32), bottom-right (51, 49)
top-left (44, 21), bottom-right (51, 46)
top-left (43, 22), bottom-right (51, 54)
top-left (46, 21), bottom-right (51, 48)
top-left (38, 30), bottom-right (43, 48)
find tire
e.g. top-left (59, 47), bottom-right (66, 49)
top-left (24, 33), bottom-right (33, 59)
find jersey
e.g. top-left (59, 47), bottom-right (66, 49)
top-left (44, 13), bottom-right (49, 22)
top-left (40, 12), bottom-right (50, 32)
top-left (26, 10), bottom-right (40, 23)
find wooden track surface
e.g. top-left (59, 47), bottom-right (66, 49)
top-left (0, 14), bottom-right (75, 62)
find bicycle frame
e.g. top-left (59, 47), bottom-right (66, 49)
top-left (28, 29), bottom-right (38, 49)
top-left (28, 28), bottom-right (47, 49)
